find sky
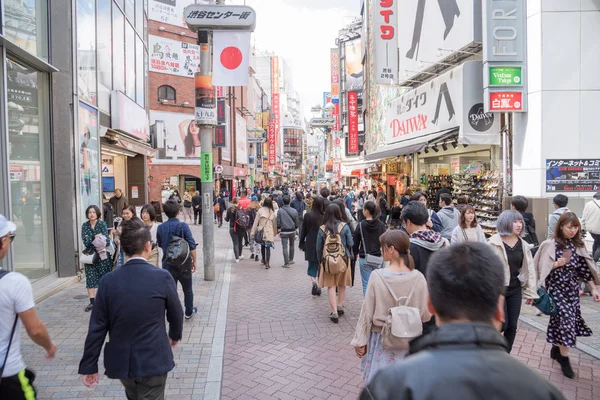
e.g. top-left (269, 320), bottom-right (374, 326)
top-left (228, 0), bottom-right (361, 117)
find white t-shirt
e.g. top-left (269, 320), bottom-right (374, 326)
top-left (0, 272), bottom-right (35, 377)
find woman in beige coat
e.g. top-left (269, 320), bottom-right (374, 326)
top-left (534, 212), bottom-right (600, 379)
top-left (488, 210), bottom-right (538, 353)
top-left (250, 197), bottom-right (277, 269)
top-left (351, 230), bottom-right (431, 383)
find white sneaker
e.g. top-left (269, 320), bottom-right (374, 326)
top-left (239, 255), bottom-right (245, 260)
top-left (235, 259), bottom-right (239, 263)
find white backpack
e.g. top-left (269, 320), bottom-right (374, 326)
top-left (376, 270), bottom-right (423, 350)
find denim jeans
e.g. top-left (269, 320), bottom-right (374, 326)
top-left (359, 257), bottom-right (374, 295)
top-left (261, 245), bottom-right (271, 263)
top-left (229, 229), bottom-right (244, 259)
top-left (281, 234), bottom-right (295, 265)
top-left (165, 266), bottom-right (194, 316)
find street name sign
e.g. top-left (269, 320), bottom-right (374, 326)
top-left (247, 137), bottom-right (266, 143)
top-left (184, 4), bottom-right (256, 31)
top-left (310, 118), bottom-right (335, 127)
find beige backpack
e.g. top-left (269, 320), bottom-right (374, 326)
top-left (376, 270), bottom-right (423, 350)
top-left (320, 223), bottom-right (348, 275)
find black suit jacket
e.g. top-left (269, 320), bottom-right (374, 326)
top-left (78, 258), bottom-right (184, 379)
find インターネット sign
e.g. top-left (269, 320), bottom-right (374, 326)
top-left (546, 159), bottom-right (600, 192)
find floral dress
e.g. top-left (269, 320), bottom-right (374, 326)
top-left (82, 220), bottom-right (113, 289)
top-left (546, 239), bottom-right (593, 347)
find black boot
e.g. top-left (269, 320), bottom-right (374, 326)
top-left (556, 353), bottom-right (575, 379)
top-left (550, 345), bottom-right (559, 360)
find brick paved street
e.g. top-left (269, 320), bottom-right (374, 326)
top-left (16, 225), bottom-right (600, 400)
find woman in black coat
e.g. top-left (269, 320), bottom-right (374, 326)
top-left (299, 196), bottom-right (325, 296)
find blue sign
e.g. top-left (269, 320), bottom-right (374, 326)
top-left (102, 177), bottom-right (115, 192)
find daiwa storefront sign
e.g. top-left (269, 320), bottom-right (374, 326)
top-left (385, 61), bottom-right (500, 146)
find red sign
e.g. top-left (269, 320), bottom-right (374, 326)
top-left (216, 86), bottom-right (225, 98)
top-left (389, 114), bottom-right (428, 138)
top-left (333, 102), bottom-right (340, 131)
top-left (489, 92), bottom-right (523, 111)
top-left (217, 100), bottom-right (226, 124)
top-left (268, 121), bottom-right (276, 166)
top-left (348, 91), bottom-right (359, 153)
top-left (214, 126), bottom-right (226, 147)
top-left (379, 0), bottom-right (395, 40)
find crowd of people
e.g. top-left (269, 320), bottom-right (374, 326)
top-left (2, 182), bottom-right (600, 399)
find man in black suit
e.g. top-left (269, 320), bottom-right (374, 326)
top-left (78, 218), bottom-right (183, 399)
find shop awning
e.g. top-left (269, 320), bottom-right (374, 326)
top-left (117, 135), bottom-right (155, 157)
top-left (102, 129), bottom-right (155, 157)
top-left (364, 128), bottom-right (458, 161)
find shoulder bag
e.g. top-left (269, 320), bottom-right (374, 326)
top-left (377, 270), bottom-right (423, 350)
top-left (461, 228), bottom-right (469, 242)
top-left (360, 221), bottom-right (383, 270)
top-left (255, 212), bottom-right (273, 245)
top-left (0, 271), bottom-right (18, 385)
top-left (533, 286), bottom-right (558, 316)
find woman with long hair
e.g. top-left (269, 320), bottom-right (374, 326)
top-left (351, 230), bottom-right (431, 383)
top-left (81, 205), bottom-right (113, 311)
top-left (451, 205), bottom-right (487, 244)
top-left (141, 204), bottom-right (160, 267)
top-left (353, 201), bottom-right (387, 294)
top-left (316, 204), bottom-right (354, 323)
top-left (151, 201), bottom-right (163, 223)
top-left (488, 210), bottom-right (538, 353)
top-left (410, 191), bottom-right (442, 232)
top-left (534, 212), bottom-right (600, 378)
top-left (246, 195), bottom-right (261, 261)
top-left (334, 198), bottom-right (358, 286)
top-left (224, 197), bottom-right (245, 263)
top-left (299, 196), bottom-right (325, 296)
top-left (113, 205), bottom-right (136, 268)
top-left (250, 197), bottom-right (277, 269)
top-left (179, 119), bottom-right (201, 157)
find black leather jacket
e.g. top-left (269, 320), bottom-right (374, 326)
top-left (360, 322), bottom-right (565, 400)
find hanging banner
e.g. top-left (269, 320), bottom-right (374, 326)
top-left (268, 121), bottom-right (276, 165)
top-left (348, 91), bottom-right (359, 154)
top-left (344, 39), bottom-right (363, 92)
top-left (271, 56), bottom-right (279, 94)
top-left (330, 48), bottom-right (340, 99)
top-left (201, 151), bottom-right (213, 182)
top-left (195, 65), bottom-right (216, 125)
top-left (214, 126), bottom-right (226, 147)
top-left (149, 35), bottom-right (200, 77)
top-left (373, 0), bottom-right (398, 84)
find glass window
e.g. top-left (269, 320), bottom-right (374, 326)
top-left (98, 0), bottom-right (113, 112)
top-left (112, 7), bottom-right (125, 93)
top-left (77, 0), bottom-right (97, 105)
top-left (78, 102), bottom-right (101, 221)
top-left (158, 85), bottom-right (176, 102)
top-left (136, 36), bottom-right (145, 107)
top-left (125, 23), bottom-right (135, 100)
top-left (3, 0), bottom-right (49, 60)
top-left (6, 58), bottom-right (55, 280)
top-left (135, 0), bottom-right (144, 30)
top-left (125, 0), bottom-right (135, 22)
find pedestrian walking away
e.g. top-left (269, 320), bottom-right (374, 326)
top-left (81, 205), bottom-right (114, 312)
top-left (225, 198), bottom-right (248, 263)
top-left (290, 191), bottom-right (306, 237)
top-left (182, 191), bottom-right (193, 223)
top-left (79, 218), bottom-right (183, 399)
top-left (246, 196), bottom-right (261, 261)
top-left (277, 195), bottom-right (299, 268)
top-left (156, 200), bottom-right (198, 319)
top-left (250, 197), bottom-right (277, 269)
top-left (534, 212), bottom-right (600, 379)
top-left (353, 201), bottom-right (386, 295)
top-left (299, 196), bottom-right (325, 296)
top-left (582, 191), bottom-right (600, 262)
top-left (488, 210), bottom-right (538, 353)
top-left (360, 243), bottom-right (565, 400)
top-left (0, 214), bottom-right (57, 400)
top-left (317, 204), bottom-right (354, 323)
top-left (351, 230), bottom-right (431, 383)
top-left (192, 190), bottom-right (202, 225)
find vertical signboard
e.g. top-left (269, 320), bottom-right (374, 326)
top-left (330, 48), bottom-right (340, 99)
top-left (482, 0), bottom-right (527, 112)
top-left (195, 45), bottom-right (217, 125)
top-left (268, 121), bottom-right (276, 165)
top-left (348, 91), bottom-right (359, 154)
top-left (373, 0), bottom-right (398, 84)
top-left (333, 102), bottom-right (340, 132)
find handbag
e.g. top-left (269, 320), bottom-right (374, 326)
top-left (533, 286), bottom-right (558, 316)
top-left (360, 222), bottom-right (383, 269)
top-left (377, 271), bottom-right (423, 350)
top-left (80, 252), bottom-right (98, 265)
top-left (0, 271), bottom-right (18, 386)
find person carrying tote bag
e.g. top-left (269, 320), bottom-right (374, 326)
top-left (352, 201), bottom-right (387, 295)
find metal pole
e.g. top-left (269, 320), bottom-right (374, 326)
top-left (198, 28), bottom-right (215, 281)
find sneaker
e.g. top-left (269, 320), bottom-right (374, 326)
top-left (256, 256), bottom-right (260, 262)
top-left (250, 254), bottom-right (255, 260)
top-left (84, 303), bottom-right (93, 312)
top-left (261, 259), bottom-right (266, 265)
top-left (185, 307), bottom-right (198, 320)
top-left (330, 312), bottom-right (339, 324)
top-left (282, 264), bottom-right (290, 268)
top-left (239, 255), bottom-right (244, 260)
top-left (235, 259), bottom-right (239, 263)
top-left (289, 260), bottom-right (295, 265)
top-left (265, 263), bottom-right (270, 269)
top-left (337, 305), bottom-right (345, 316)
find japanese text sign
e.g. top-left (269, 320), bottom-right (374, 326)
top-left (488, 91), bottom-right (523, 111)
top-left (268, 121), bottom-right (276, 166)
top-left (149, 36), bottom-right (200, 78)
top-left (184, 4), bottom-right (256, 31)
top-left (348, 91), bottom-right (359, 154)
top-left (374, 0), bottom-right (398, 84)
top-left (546, 159), bottom-right (600, 192)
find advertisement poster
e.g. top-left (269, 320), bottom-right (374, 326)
top-left (195, 67), bottom-right (217, 125)
top-left (268, 122), bottom-right (276, 165)
top-left (149, 35), bottom-right (200, 77)
top-left (150, 111), bottom-right (200, 158)
top-left (222, 103), bottom-right (232, 161)
top-left (345, 39), bottom-right (363, 92)
top-left (235, 114), bottom-right (248, 165)
top-left (330, 48), bottom-right (339, 98)
top-left (78, 102), bottom-right (101, 218)
top-left (148, 0), bottom-right (194, 28)
top-left (348, 91), bottom-right (359, 153)
top-left (546, 159), bottom-right (600, 192)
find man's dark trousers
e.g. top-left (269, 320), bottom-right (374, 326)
top-left (120, 374), bottom-right (168, 400)
top-left (164, 266), bottom-right (193, 316)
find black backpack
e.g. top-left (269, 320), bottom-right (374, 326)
top-left (165, 223), bottom-right (193, 272)
top-left (523, 222), bottom-right (539, 256)
top-left (234, 207), bottom-right (250, 232)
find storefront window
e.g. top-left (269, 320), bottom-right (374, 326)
top-left (135, 0), bottom-right (144, 30)
top-left (135, 36), bottom-right (144, 107)
top-left (113, 6), bottom-right (125, 93)
top-left (3, 0), bottom-right (49, 60)
top-left (77, 0), bottom-right (97, 105)
top-left (125, 22), bottom-right (136, 100)
top-left (125, 0), bottom-right (135, 22)
top-left (6, 58), bottom-right (55, 280)
top-left (78, 102), bottom-right (101, 221)
top-left (97, 0), bottom-right (113, 112)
